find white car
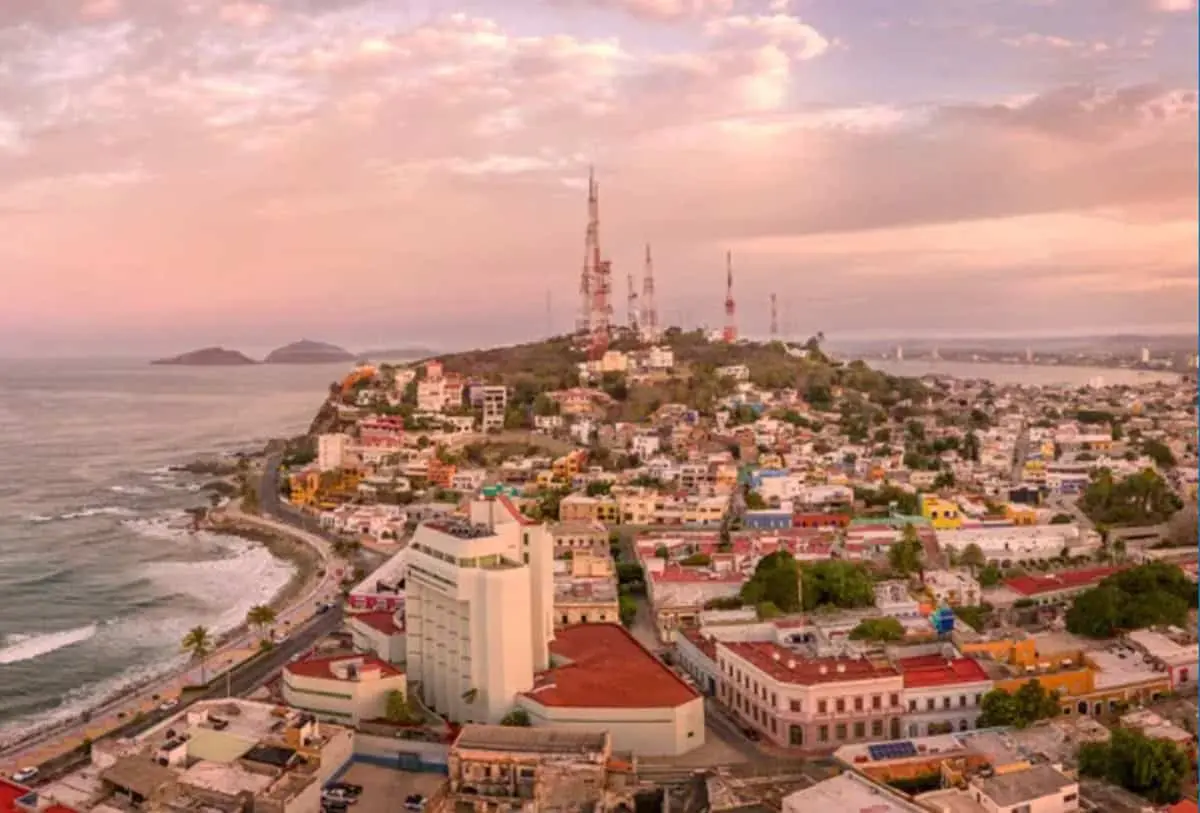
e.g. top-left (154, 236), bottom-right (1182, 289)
top-left (12, 767), bottom-right (38, 784)
top-left (159, 698), bottom-right (179, 712)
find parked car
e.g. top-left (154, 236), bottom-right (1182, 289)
top-left (327, 782), bottom-right (363, 797)
top-left (12, 768), bottom-right (38, 784)
top-left (405, 794), bottom-right (426, 811)
top-left (322, 789), bottom-right (357, 806)
top-left (158, 698), bottom-right (179, 712)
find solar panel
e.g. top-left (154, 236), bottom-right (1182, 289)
top-left (867, 740), bottom-right (918, 761)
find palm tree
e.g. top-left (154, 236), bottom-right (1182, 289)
top-left (181, 626), bottom-right (214, 685)
top-left (245, 605), bottom-right (277, 640)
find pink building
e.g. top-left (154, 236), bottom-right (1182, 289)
top-left (716, 640), bottom-right (904, 752)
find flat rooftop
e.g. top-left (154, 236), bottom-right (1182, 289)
top-left (1088, 647), bottom-right (1166, 690)
top-left (453, 725), bottom-right (608, 755)
top-left (972, 764), bottom-right (1074, 807)
top-left (522, 623), bottom-right (698, 709)
top-left (783, 773), bottom-right (925, 812)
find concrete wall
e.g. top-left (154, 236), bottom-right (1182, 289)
top-left (516, 695), bottom-right (706, 757)
top-left (354, 732), bottom-right (449, 771)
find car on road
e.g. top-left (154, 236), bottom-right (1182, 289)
top-left (404, 794), bottom-right (426, 811)
top-left (326, 782), bottom-right (362, 797)
top-left (322, 788), bottom-right (358, 806)
top-left (12, 767), bottom-right (38, 784)
top-left (158, 698), bottom-right (179, 712)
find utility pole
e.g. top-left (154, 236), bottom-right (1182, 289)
top-left (769, 293), bottom-right (778, 339)
top-left (722, 251), bottom-right (737, 344)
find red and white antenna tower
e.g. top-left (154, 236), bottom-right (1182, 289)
top-left (641, 243), bottom-right (658, 343)
top-left (585, 169), bottom-right (612, 360)
top-left (769, 293), bottom-right (778, 339)
top-left (722, 250), bottom-right (737, 343)
top-left (576, 168), bottom-right (596, 336)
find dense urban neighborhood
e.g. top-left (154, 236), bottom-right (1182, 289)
top-left (8, 332), bottom-right (1198, 813)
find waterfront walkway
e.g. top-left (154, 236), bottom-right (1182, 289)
top-left (0, 502), bottom-right (344, 774)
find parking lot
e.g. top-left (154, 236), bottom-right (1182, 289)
top-left (334, 762), bottom-right (446, 813)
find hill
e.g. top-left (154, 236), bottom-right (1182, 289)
top-left (264, 339), bottom-right (355, 365)
top-left (357, 346), bottom-right (438, 362)
top-left (151, 347), bottom-right (257, 366)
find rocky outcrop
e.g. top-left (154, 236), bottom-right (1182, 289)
top-left (264, 339), bottom-right (355, 364)
top-left (151, 347), bottom-right (257, 366)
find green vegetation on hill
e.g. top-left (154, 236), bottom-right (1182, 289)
top-left (977, 680), bottom-right (1060, 729)
top-left (1065, 562), bottom-right (1197, 638)
top-left (1078, 468), bottom-right (1183, 526)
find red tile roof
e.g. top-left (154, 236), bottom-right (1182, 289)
top-left (896, 655), bottom-right (991, 689)
top-left (497, 494), bottom-right (537, 526)
top-left (522, 624), bottom-right (699, 709)
top-left (1167, 801), bottom-right (1199, 813)
top-left (0, 779), bottom-right (78, 813)
top-left (719, 641), bottom-right (900, 686)
top-left (285, 653), bottom-right (403, 681)
top-left (1004, 566), bottom-right (1125, 597)
top-left (350, 610), bottom-right (405, 635)
top-left (650, 567), bottom-right (745, 584)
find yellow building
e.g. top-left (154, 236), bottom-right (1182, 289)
top-left (619, 493), bottom-right (657, 525)
top-left (559, 494), bottom-right (620, 525)
top-left (1005, 504), bottom-right (1038, 526)
top-left (920, 495), bottom-right (963, 530)
top-left (552, 450), bottom-right (588, 480)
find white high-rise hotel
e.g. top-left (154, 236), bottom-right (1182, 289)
top-left (403, 497), bottom-right (554, 724)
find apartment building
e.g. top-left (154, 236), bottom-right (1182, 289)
top-left (403, 498), bottom-right (555, 724)
top-left (966, 763), bottom-right (1079, 813)
top-left (317, 432), bottom-right (350, 472)
top-left (480, 385), bottom-right (508, 432)
top-left (282, 654), bottom-right (407, 724)
top-left (549, 520), bottom-right (609, 557)
top-left (937, 524), bottom-right (1093, 566)
top-left (716, 640), bottom-right (905, 751)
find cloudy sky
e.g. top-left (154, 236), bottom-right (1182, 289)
top-left (0, 0), bottom-right (1196, 356)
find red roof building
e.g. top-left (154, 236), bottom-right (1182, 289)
top-left (1004, 566), bottom-right (1125, 599)
top-left (518, 624), bottom-right (704, 758)
top-left (894, 655), bottom-right (994, 738)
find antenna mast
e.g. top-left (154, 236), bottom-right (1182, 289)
top-left (769, 293), bottom-right (778, 339)
top-left (641, 243), bottom-right (658, 343)
top-left (627, 268), bottom-right (639, 335)
top-left (585, 170), bottom-right (612, 360)
top-left (577, 168), bottom-right (596, 337)
top-left (722, 251), bottom-right (737, 344)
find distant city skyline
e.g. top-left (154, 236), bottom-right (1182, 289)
top-left (0, 0), bottom-right (1196, 356)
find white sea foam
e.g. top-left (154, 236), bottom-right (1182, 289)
top-left (0, 624), bottom-right (97, 665)
top-left (110, 485), bottom-right (150, 496)
top-left (58, 507), bottom-right (135, 521)
top-left (25, 514), bottom-right (54, 524)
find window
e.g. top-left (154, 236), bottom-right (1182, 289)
top-left (835, 724), bottom-right (847, 740)
top-left (854, 722), bottom-right (865, 738)
top-left (872, 695), bottom-right (882, 710)
top-left (854, 697), bottom-right (863, 712)
top-left (871, 720), bottom-right (884, 737)
top-left (818, 700), bottom-right (827, 714)
top-left (959, 695), bottom-right (967, 707)
top-left (1063, 794), bottom-right (1077, 803)
top-left (836, 698), bottom-right (845, 713)
top-left (943, 697), bottom-right (951, 710)
top-left (927, 699), bottom-right (936, 711)
top-left (909, 700), bottom-right (918, 712)
top-left (818, 725), bottom-right (829, 742)
top-left (790, 700), bottom-right (802, 712)
top-left (890, 693), bottom-right (900, 707)
top-left (974, 693), bottom-right (982, 705)
top-left (771, 692), bottom-right (777, 706)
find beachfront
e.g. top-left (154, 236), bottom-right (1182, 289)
top-left (0, 501), bottom-right (344, 775)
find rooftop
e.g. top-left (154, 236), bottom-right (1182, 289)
top-left (896, 655), bottom-right (991, 689)
top-left (1004, 566), bottom-right (1123, 597)
top-left (782, 772), bottom-right (925, 812)
top-left (522, 623), bottom-right (698, 709)
top-left (285, 653), bottom-right (404, 682)
top-left (0, 779), bottom-right (78, 813)
top-left (719, 640), bottom-right (900, 686)
top-left (453, 724), bottom-right (608, 755)
top-left (972, 764), bottom-right (1074, 807)
top-left (349, 610), bottom-right (405, 635)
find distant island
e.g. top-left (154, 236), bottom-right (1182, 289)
top-left (151, 347), bottom-right (257, 366)
top-left (264, 339), bottom-right (355, 365)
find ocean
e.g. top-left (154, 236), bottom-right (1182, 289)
top-left (0, 359), bottom-right (346, 744)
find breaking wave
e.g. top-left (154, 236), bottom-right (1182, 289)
top-left (0, 625), bottom-right (98, 666)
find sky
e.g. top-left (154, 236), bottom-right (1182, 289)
top-left (0, 0), bottom-right (1196, 356)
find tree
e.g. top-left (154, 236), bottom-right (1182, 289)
top-left (1066, 563), bottom-right (1196, 638)
top-left (245, 604), bottom-right (276, 640)
top-left (977, 680), bottom-right (1059, 729)
top-left (800, 560), bottom-right (876, 611)
top-left (1049, 513), bottom-right (1073, 524)
top-left (181, 626), bottom-right (214, 685)
top-left (618, 595), bottom-right (638, 627)
top-left (1141, 439), bottom-right (1177, 469)
top-left (1079, 468), bottom-right (1183, 527)
top-left (741, 551), bottom-right (803, 613)
top-left (500, 708), bottom-right (532, 727)
top-left (960, 543), bottom-right (986, 575)
top-left (1079, 728), bottom-right (1190, 805)
top-left (1165, 503), bottom-right (1198, 547)
top-left (849, 617), bottom-right (905, 642)
top-left (962, 431), bottom-right (981, 463)
top-left (585, 481), bottom-right (613, 497)
top-left (888, 524), bottom-right (925, 579)
top-left (744, 490), bottom-right (768, 510)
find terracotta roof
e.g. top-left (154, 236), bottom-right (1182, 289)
top-left (1004, 566), bottom-right (1125, 597)
top-left (285, 653), bottom-right (403, 681)
top-left (680, 628), bottom-right (718, 661)
top-left (0, 779), bottom-right (78, 813)
top-left (896, 655), bottom-right (991, 689)
top-left (720, 641), bottom-right (900, 686)
top-left (650, 567), bottom-right (744, 584)
top-left (497, 494), bottom-right (537, 526)
top-left (522, 624), bottom-right (699, 709)
top-left (350, 610), bottom-right (405, 635)
top-left (1167, 801), bottom-right (1199, 813)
